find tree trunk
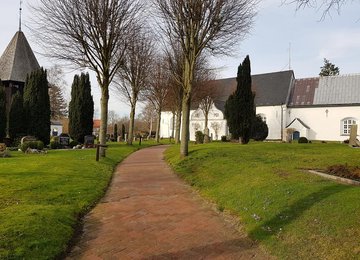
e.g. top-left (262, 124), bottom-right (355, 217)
top-left (175, 107), bottom-right (181, 144)
top-left (171, 111), bottom-right (176, 139)
top-left (99, 86), bottom-right (109, 157)
top-left (204, 113), bottom-right (210, 143)
top-left (155, 109), bottom-right (161, 143)
top-left (148, 115), bottom-right (153, 140)
top-left (180, 92), bottom-right (191, 157)
top-left (128, 104), bottom-right (136, 145)
top-left (180, 58), bottom-right (194, 157)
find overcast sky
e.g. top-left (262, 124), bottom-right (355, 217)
top-left (1, 0), bottom-right (359, 117)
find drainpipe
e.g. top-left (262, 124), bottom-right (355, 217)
top-left (280, 104), bottom-right (284, 141)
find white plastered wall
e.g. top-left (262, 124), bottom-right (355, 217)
top-left (287, 106), bottom-right (360, 141)
top-left (256, 105), bottom-right (285, 140)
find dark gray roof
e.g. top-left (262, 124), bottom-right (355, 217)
top-left (288, 74), bottom-right (360, 107)
top-left (0, 31), bottom-right (40, 82)
top-left (213, 70), bottom-right (294, 111)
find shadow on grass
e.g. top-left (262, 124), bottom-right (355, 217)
top-left (249, 184), bottom-right (349, 241)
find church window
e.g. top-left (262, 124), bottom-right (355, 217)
top-left (341, 118), bottom-right (357, 135)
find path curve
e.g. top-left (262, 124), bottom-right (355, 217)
top-left (67, 145), bottom-right (272, 259)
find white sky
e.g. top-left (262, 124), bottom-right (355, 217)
top-left (1, 0), bottom-right (359, 117)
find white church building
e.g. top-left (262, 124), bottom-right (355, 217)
top-left (160, 70), bottom-right (360, 142)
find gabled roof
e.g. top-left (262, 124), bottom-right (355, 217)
top-left (289, 74), bottom-right (360, 107)
top-left (0, 31), bottom-right (40, 83)
top-left (212, 70), bottom-right (295, 112)
top-left (286, 118), bottom-right (310, 129)
top-left (288, 77), bottom-right (319, 106)
top-left (315, 74), bottom-right (360, 105)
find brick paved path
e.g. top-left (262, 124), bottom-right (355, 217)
top-left (67, 145), bottom-right (271, 259)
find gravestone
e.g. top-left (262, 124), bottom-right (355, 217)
top-left (0, 143), bottom-right (9, 158)
top-left (0, 143), bottom-right (6, 153)
top-left (21, 136), bottom-right (37, 145)
top-left (84, 135), bottom-right (95, 148)
top-left (59, 136), bottom-right (70, 146)
top-left (349, 124), bottom-right (359, 147)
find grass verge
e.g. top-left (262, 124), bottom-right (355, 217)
top-left (0, 140), bottom-right (162, 259)
top-left (165, 142), bottom-right (360, 259)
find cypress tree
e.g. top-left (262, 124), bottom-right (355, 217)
top-left (225, 55), bottom-right (255, 144)
top-left (23, 68), bottom-right (51, 144)
top-left (8, 91), bottom-right (24, 139)
top-left (0, 83), bottom-right (6, 141)
top-left (121, 124), bottom-right (126, 140)
top-left (114, 123), bottom-right (118, 141)
top-left (69, 73), bottom-right (94, 143)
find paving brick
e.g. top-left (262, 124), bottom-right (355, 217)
top-left (66, 146), bottom-right (272, 259)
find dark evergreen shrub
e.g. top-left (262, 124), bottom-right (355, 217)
top-left (195, 131), bottom-right (204, 144)
top-left (69, 140), bottom-right (79, 148)
top-left (20, 141), bottom-right (44, 152)
top-left (298, 137), bottom-right (309, 143)
top-left (251, 115), bottom-right (268, 141)
top-left (221, 136), bottom-right (227, 142)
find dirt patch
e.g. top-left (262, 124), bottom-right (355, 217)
top-left (325, 164), bottom-right (360, 181)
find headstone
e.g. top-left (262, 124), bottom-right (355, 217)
top-left (59, 136), bottom-right (70, 146)
top-left (349, 124), bottom-right (358, 147)
top-left (21, 136), bottom-right (37, 145)
top-left (0, 143), bottom-right (6, 153)
top-left (0, 143), bottom-right (10, 158)
top-left (84, 135), bottom-right (95, 148)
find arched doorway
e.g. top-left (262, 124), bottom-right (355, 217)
top-left (293, 131), bottom-right (300, 140)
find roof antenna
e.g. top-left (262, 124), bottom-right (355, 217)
top-left (288, 42), bottom-right (292, 70)
top-left (19, 0), bottom-right (23, 32)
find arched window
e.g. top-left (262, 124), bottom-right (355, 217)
top-left (257, 113), bottom-right (267, 123)
top-left (341, 117), bottom-right (357, 135)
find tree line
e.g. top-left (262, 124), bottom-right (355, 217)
top-left (30, 0), bottom-right (257, 157)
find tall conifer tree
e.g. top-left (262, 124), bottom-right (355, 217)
top-left (68, 73), bottom-right (94, 143)
top-left (9, 92), bottom-right (24, 139)
top-left (23, 68), bottom-right (51, 144)
top-left (225, 56), bottom-right (255, 144)
top-left (0, 83), bottom-right (6, 141)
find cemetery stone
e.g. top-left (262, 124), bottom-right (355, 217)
top-left (84, 135), bottom-right (95, 148)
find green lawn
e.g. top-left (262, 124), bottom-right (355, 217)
top-left (165, 142), bottom-right (360, 259)
top-left (0, 141), bottom-right (160, 259)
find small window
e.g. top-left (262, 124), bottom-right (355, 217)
top-left (258, 113), bottom-right (266, 123)
top-left (341, 118), bottom-right (357, 135)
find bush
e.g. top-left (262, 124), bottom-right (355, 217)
top-left (69, 140), bottom-right (79, 148)
top-left (221, 136), bottom-right (227, 142)
top-left (251, 115), bottom-right (268, 141)
top-left (50, 140), bottom-right (61, 149)
top-left (195, 131), bottom-right (204, 144)
top-left (20, 141), bottom-right (44, 152)
top-left (298, 137), bottom-right (309, 143)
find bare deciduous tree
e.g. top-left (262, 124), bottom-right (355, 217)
top-left (154, 0), bottom-right (256, 156)
top-left (288, 0), bottom-right (348, 19)
top-left (164, 44), bottom-right (184, 144)
top-left (114, 30), bottom-right (154, 145)
top-left (47, 65), bottom-right (68, 120)
top-left (146, 57), bottom-right (170, 143)
top-left (139, 102), bottom-right (157, 139)
top-left (31, 0), bottom-right (143, 156)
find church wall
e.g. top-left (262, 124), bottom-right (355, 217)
top-left (287, 106), bottom-right (360, 141)
top-left (256, 105), bottom-right (285, 140)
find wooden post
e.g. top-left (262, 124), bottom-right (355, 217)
top-left (96, 144), bottom-right (108, 161)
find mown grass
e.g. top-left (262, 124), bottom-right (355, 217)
top-left (0, 140), bottom-right (162, 259)
top-left (165, 142), bottom-right (360, 259)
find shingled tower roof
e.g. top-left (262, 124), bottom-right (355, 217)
top-left (0, 31), bottom-right (40, 83)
